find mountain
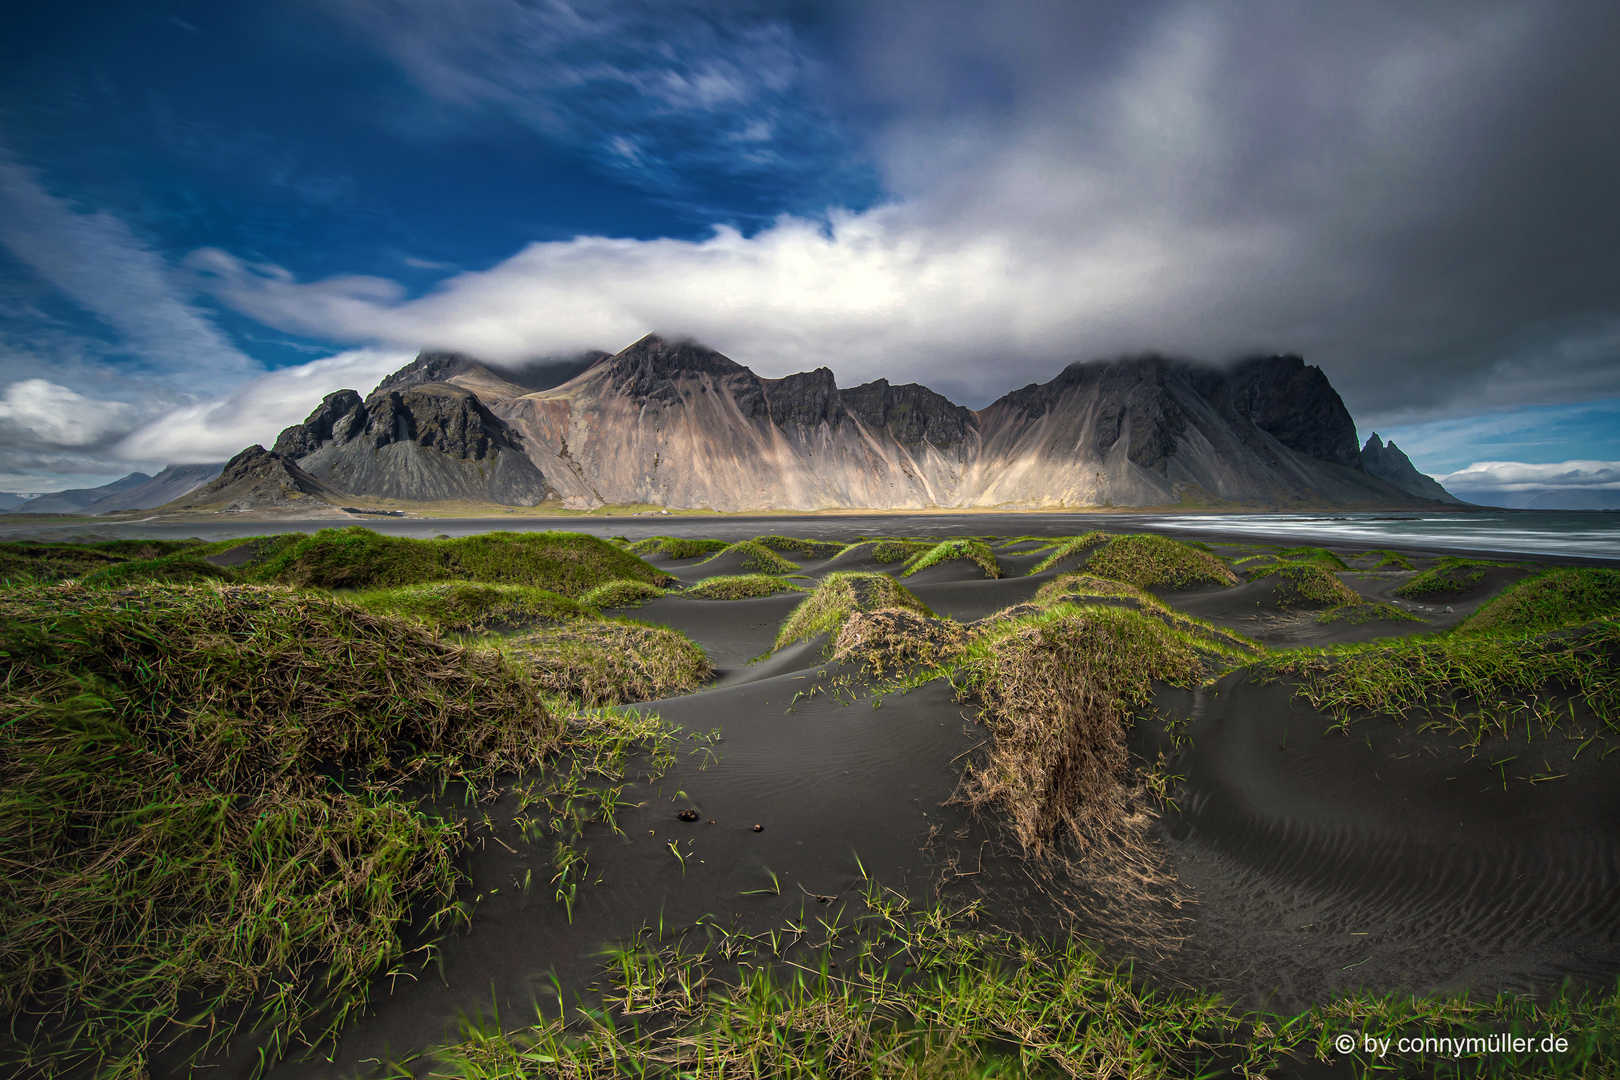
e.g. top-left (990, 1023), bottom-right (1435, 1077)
top-left (0, 492), bottom-right (32, 511)
top-left (1360, 435), bottom-right (1465, 504)
top-left (271, 380), bottom-right (552, 505)
top-left (80, 463), bottom-right (226, 514)
top-left (246, 335), bottom-right (1461, 512)
top-left (162, 446), bottom-right (344, 512)
top-left (7, 473), bottom-right (152, 514)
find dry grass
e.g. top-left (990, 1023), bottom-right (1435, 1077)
top-left (507, 621), bottom-right (712, 705)
top-left (775, 572), bottom-right (934, 650)
top-left (831, 608), bottom-right (969, 677)
top-left (1084, 534), bottom-right (1238, 590)
top-left (0, 582), bottom-right (559, 1075)
top-left (580, 579), bottom-right (668, 609)
top-left (953, 606), bottom-right (1201, 859)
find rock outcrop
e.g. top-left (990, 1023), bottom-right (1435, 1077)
top-left (1361, 434), bottom-right (1465, 504)
top-left (272, 380), bottom-right (553, 506)
top-left (164, 446), bottom-right (343, 512)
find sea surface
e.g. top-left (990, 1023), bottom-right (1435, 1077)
top-left (4, 508), bottom-right (1618, 563)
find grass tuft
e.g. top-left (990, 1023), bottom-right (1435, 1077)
top-left (626, 536), bottom-right (729, 560)
top-left (953, 606), bottom-right (1201, 858)
top-left (579, 579), bottom-right (669, 609)
top-left (1317, 601), bottom-right (1425, 626)
top-left (1393, 557), bottom-right (1496, 599)
top-left (0, 539), bottom-right (207, 584)
top-left (507, 621), bottom-right (712, 705)
top-left (901, 538), bottom-right (1003, 578)
top-left (1362, 549), bottom-right (1417, 571)
top-left (1459, 567), bottom-right (1620, 636)
top-left (1083, 533), bottom-right (1238, 590)
top-left (0, 582), bottom-right (559, 1074)
top-left (683, 574), bottom-right (805, 600)
top-left (347, 581), bottom-right (596, 633)
top-left (696, 540), bottom-right (801, 575)
top-left (1027, 532), bottom-right (1113, 574)
top-left (1248, 562), bottom-right (1362, 608)
top-left (832, 539), bottom-right (934, 565)
top-left (832, 608), bottom-right (968, 677)
top-left (247, 527), bottom-right (672, 595)
top-left (775, 572), bottom-right (933, 651)
top-left (750, 535), bottom-right (845, 560)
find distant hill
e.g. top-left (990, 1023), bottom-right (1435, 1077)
top-left (7, 473), bottom-right (151, 514)
top-left (81, 463), bottom-right (226, 514)
top-left (247, 334), bottom-right (1463, 512)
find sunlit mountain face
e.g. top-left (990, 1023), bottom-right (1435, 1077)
top-left (2, 0), bottom-right (1618, 503)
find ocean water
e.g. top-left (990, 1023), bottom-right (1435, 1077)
top-left (1143, 510), bottom-right (1620, 562)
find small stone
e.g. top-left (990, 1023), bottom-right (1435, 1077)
top-left (752, 824), bottom-right (764, 833)
top-left (677, 809), bottom-right (699, 822)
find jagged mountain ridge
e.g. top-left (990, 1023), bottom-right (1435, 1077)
top-left (1361, 434), bottom-right (1465, 504)
top-left (267, 333), bottom-right (1455, 511)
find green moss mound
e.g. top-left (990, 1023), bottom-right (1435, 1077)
top-left (78, 553), bottom-right (239, 587)
top-left (580, 579), bottom-right (669, 609)
top-left (1274, 546), bottom-right (1349, 570)
top-left (1460, 567), bottom-right (1620, 636)
top-left (902, 538), bottom-right (1003, 579)
top-left (1362, 549), bottom-right (1416, 571)
top-left (246, 527), bottom-right (672, 595)
top-left (697, 540), bottom-right (800, 575)
top-left (954, 606), bottom-right (1201, 858)
top-left (1032, 572), bottom-right (1154, 607)
top-left (751, 535), bottom-right (845, 560)
top-left (832, 539), bottom-right (934, 565)
top-left (626, 536), bottom-right (729, 560)
top-left (0, 539), bottom-right (205, 584)
top-left (508, 621), bottom-right (712, 705)
top-left (1249, 562), bottom-right (1362, 608)
top-left (1084, 534), bottom-right (1238, 590)
top-left (776, 572), bottom-right (933, 650)
top-left (1316, 601), bottom-right (1424, 626)
top-left (684, 574), bottom-right (805, 600)
top-left (1028, 532), bottom-right (1114, 574)
top-left (0, 583), bottom-right (557, 1073)
top-left (348, 582), bottom-right (595, 633)
top-left (1393, 557), bottom-right (1494, 599)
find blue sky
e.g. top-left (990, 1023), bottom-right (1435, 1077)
top-left (2, 1), bottom-right (1619, 505)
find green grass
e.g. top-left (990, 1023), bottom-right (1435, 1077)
top-left (1027, 531), bottom-right (1112, 574)
top-left (750, 535), bottom-right (845, 560)
top-left (1317, 601), bottom-right (1425, 626)
top-left (625, 536), bottom-right (729, 560)
top-left (1362, 549), bottom-right (1417, 571)
top-left (77, 552), bottom-right (240, 587)
top-left (1262, 620), bottom-right (1620, 745)
top-left (775, 572), bottom-right (933, 650)
top-left (506, 620), bottom-right (712, 705)
top-left (0, 539), bottom-right (207, 584)
top-left (245, 527), bottom-right (673, 596)
top-left (346, 582), bottom-right (596, 633)
top-left (0, 582), bottom-right (561, 1076)
top-left (696, 539), bottom-right (800, 575)
top-left (1018, 574), bottom-right (1261, 661)
top-left (1248, 561), bottom-right (1363, 607)
top-left (1275, 545), bottom-right (1350, 570)
top-left (901, 537), bottom-right (1002, 578)
top-left (407, 888), bottom-right (1620, 1080)
top-left (1459, 567), bottom-right (1620, 636)
top-left (683, 573), bottom-right (805, 600)
top-left (579, 578), bottom-right (669, 609)
top-left (1394, 557), bottom-right (1498, 599)
top-left (1082, 533), bottom-right (1239, 590)
top-left (832, 539), bottom-right (934, 565)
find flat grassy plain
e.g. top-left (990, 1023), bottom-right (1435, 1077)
top-left (1, 527), bottom-right (1617, 1078)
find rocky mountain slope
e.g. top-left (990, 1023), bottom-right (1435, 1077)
top-left (81, 463), bottom-right (226, 514)
top-left (1360, 434), bottom-right (1465, 504)
top-left (164, 446), bottom-right (344, 512)
top-left (250, 334), bottom-right (1457, 512)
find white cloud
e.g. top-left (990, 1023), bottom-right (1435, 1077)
top-left (1439, 460), bottom-right (1620, 493)
top-left (0, 149), bottom-right (256, 389)
top-left (114, 347), bottom-right (415, 463)
top-left (0, 379), bottom-right (139, 447)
